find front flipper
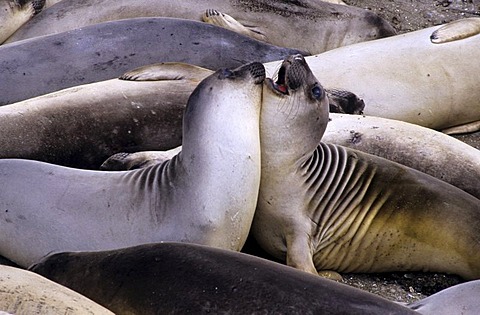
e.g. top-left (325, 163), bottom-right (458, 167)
top-left (326, 88), bottom-right (365, 115)
top-left (442, 120), bottom-right (480, 135)
top-left (100, 147), bottom-right (182, 171)
top-left (286, 231), bottom-right (343, 280)
top-left (202, 9), bottom-right (267, 42)
top-left (430, 17), bottom-right (480, 44)
top-left (120, 62), bottom-right (212, 82)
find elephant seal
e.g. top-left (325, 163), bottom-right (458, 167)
top-left (253, 54), bottom-right (480, 281)
top-left (29, 242), bottom-right (417, 315)
top-left (0, 17), bottom-right (304, 105)
top-left (0, 63), bottom-right (210, 169)
top-left (0, 62), bottom-right (265, 268)
top-left (407, 280), bottom-right (480, 315)
top-left (323, 114), bottom-right (480, 199)
top-left (264, 18), bottom-right (480, 132)
top-left (0, 265), bottom-right (113, 314)
top-left (5, 0), bottom-right (396, 53)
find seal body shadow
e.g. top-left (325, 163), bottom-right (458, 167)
top-left (0, 62), bottom-right (265, 268)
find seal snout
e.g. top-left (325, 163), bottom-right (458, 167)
top-left (269, 54), bottom-right (308, 95)
top-left (248, 62), bottom-right (266, 84)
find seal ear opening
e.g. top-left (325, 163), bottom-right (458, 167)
top-left (120, 62), bottom-right (212, 82)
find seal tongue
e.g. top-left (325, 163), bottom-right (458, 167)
top-left (273, 64), bottom-right (288, 94)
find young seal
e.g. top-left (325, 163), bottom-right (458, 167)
top-left (29, 242), bottom-right (417, 315)
top-left (0, 17), bottom-right (304, 105)
top-left (4, 0), bottom-right (396, 53)
top-left (0, 62), bottom-right (265, 268)
top-left (0, 63), bottom-right (210, 169)
top-left (252, 54), bottom-right (480, 280)
top-left (264, 18), bottom-right (480, 132)
top-left (0, 265), bottom-right (113, 314)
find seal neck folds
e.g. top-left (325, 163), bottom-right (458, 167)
top-left (261, 55), bottom-right (329, 168)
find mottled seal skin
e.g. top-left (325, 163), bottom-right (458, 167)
top-left (0, 17), bottom-right (304, 105)
top-left (324, 114), bottom-right (480, 199)
top-left (5, 0), bottom-right (396, 53)
top-left (264, 19), bottom-right (480, 132)
top-left (0, 62), bottom-right (264, 268)
top-left (407, 280), bottom-right (480, 315)
top-left (0, 63), bottom-right (210, 169)
top-left (253, 54), bottom-right (480, 281)
top-left (0, 265), bottom-right (114, 314)
top-left (29, 242), bottom-right (417, 315)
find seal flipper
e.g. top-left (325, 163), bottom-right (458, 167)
top-left (202, 9), bottom-right (267, 42)
top-left (442, 120), bottom-right (480, 135)
top-left (326, 88), bottom-right (365, 115)
top-left (100, 147), bottom-right (182, 171)
top-left (120, 62), bottom-right (213, 82)
top-left (430, 17), bottom-right (480, 44)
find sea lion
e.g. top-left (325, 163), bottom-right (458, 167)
top-left (4, 0), bottom-right (396, 53)
top-left (407, 280), bottom-right (480, 315)
top-left (29, 242), bottom-right (417, 315)
top-left (0, 62), bottom-right (265, 268)
top-left (0, 63), bottom-right (210, 169)
top-left (252, 54), bottom-right (480, 281)
top-left (0, 265), bottom-right (114, 314)
top-left (0, 17), bottom-right (304, 105)
top-left (323, 114), bottom-right (480, 199)
top-left (264, 18), bottom-right (480, 132)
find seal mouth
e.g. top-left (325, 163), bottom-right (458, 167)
top-left (268, 54), bottom-right (307, 95)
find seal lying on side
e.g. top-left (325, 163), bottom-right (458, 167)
top-left (0, 63), bottom-right (210, 169)
top-left (5, 0), bottom-right (396, 53)
top-left (0, 265), bottom-right (113, 314)
top-left (407, 280), bottom-right (480, 315)
top-left (0, 62), bottom-right (265, 268)
top-left (29, 242), bottom-right (417, 315)
top-left (253, 54), bottom-right (480, 281)
top-left (323, 114), bottom-right (480, 199)
top-left (0, 0), bottom-right (61, 43)
top-left (0, 17), bottom-right (304, 105)
top-left (264, 18), bottom-right (480, 132)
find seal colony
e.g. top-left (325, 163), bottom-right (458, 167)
top-left (253, 54), bottom-right (480, 280)
top-left (0, 17), bottom-right (304, 105)
top-left (4, 0), bottom-right (396, 53)
top-left (29, 242), bottom-right (417, 315)
top-left (0, 62), bottom-right (265, 268)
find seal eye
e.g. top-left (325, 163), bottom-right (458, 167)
top-left (311, 85), bottom-right (323, 99)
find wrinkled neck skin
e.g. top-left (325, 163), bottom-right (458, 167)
top-left (260, 85), bottom-right (329, 173)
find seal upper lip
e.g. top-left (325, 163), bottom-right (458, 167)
top-left (268, 62), bottom-right (289, 95)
